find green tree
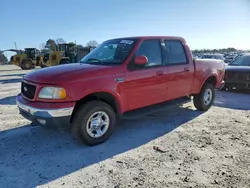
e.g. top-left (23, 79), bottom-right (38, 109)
top-left (46, 39), bottom-right (57, 51)
top-left (55, 38), bottom-right (66, 45)
top-left (76, 44), bottom-right (84, 48)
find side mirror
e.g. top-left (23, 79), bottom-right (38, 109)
top-left (134, 55), bottom-right (148, 66)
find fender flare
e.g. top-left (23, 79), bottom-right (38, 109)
top-left (77, 89), bottom-right (123, 114)
top-left (198, 72), bottom-right (218, 92)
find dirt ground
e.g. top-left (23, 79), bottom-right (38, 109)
top-left (0, 65), bottom-right (250, 188)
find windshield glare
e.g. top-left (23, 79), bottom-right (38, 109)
top-left (80, 39), bottom-right (136, 65)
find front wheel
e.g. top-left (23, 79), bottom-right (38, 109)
top-left (72, 101), bottom-right (116, 146)
top-left (193, 83), bottom-right (215, 111)
top-left (21, 60), bottom-right (32, 70)
top-left (40, 62), bottom-right (47, 68)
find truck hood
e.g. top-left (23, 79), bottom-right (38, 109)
top-left (226, 65), bottom-right (250, 72)
top-left (24, 63), bottom-right (114, 84)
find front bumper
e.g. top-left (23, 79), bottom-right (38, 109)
top-left (16, 94), bottom-right (75, 127)
top-left (224, 77), bottom-right (250, 89)
top-left (224, 82), bottom-right (250, 89)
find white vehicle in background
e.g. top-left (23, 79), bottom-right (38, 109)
top-left (200, 54), bottom-right (225, 61)
top-left (224, 54), bottom-right (236, 64)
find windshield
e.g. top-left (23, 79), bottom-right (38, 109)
top-left (230, 55), bottom-right (250, 66)
top-left (80, 39), bottom-right (136, 65)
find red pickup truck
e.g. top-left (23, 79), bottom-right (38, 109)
top-left (16, 36), bottom-right (225, 145)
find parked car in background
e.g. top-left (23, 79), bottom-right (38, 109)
top-left (234, 53), bottom-right (244, 60)
top-left (224, 54), bottom-right (236, 64)
top-left (200, 54), bottom-right (225, 61)
top-left (16, 36), bottom-right (225, 146)
top-left (223, 54), bottom-right (250, 90)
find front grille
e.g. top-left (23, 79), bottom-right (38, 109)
top-left (226, 72), bottom-right (250, 82)
top-left (239, 72), bottom-right (250, 81)
top-left (21, 82), bottom-right (36, 99)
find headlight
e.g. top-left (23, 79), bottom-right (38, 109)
top-left (38, 87), bottom-right (66, 99)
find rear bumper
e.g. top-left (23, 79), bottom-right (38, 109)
top-left (16, 94), bottom-right (75, 127)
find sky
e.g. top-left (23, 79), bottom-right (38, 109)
top-left (1, 0), bottom-right (250, 58)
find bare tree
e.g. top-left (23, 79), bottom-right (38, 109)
top-left (86, 40), bottom-right (98, 47)
top-left (40, 43), bottom-right (46, 50)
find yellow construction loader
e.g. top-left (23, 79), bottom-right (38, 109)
top-left (40, 43), bottom-right (77, 67)
top-left (9, 48), bottom-right (42, 70)
top-left (40, 43), bottom-right (92, 67)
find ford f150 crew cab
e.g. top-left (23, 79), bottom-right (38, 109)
top-left (16, 36), bottom-right (225, 145)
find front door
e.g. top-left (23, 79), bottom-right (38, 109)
top-left (123, 39), bottom-right (168, 111)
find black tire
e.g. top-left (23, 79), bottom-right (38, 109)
top-left (21, 60), bottom-right (32, 70)
top-left (72, 100), bottom-right (116, 146)
top-left (193, 83), bottom-right (215, 111)
top-left (40, 62), bottom-right (46, 68)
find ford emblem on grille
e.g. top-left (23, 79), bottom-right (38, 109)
top-left (24, 86), bottom-right (28, 92)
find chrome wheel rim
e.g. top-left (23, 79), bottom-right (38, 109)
top-left (86, 111), bottom-right (110, 138)
top-left (204, 88), bottom-right (212, 105)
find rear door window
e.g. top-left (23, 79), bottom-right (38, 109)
top-left (164, 40), bottom-right (187, 65)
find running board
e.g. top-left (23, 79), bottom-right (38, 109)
top-left (120, 97), bottom-right (191, 120)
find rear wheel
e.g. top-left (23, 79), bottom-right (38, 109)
top-left (21, 60), bottom-right (32, 70)
top-left (72, 100), bottom-right (116, 146)
top-left (193, 83), bottom-right (215, 111)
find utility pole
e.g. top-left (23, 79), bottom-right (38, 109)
top-left (14, 42), bottom-right (17, 50)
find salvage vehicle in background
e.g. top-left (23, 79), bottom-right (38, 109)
top-left (16, 36), bottom-right (225, 146)
top-left (200, 54), bottom-right (225, 61)
top-left (223, 54), bottom-right (250, 90)
top-left (224, 54), bottom-right (236, 64)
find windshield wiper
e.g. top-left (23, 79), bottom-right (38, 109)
top-left (87, 58), bottom-right (102, 62)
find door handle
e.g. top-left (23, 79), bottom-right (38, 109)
top-left (184, 67), bottom-right (190, 72)
top-left (156, 71), bottom-right (164, 76)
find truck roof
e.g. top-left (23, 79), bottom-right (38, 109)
top-left (111, 36), bottom-right (186, 43)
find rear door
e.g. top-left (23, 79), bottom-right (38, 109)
top-left (163, 40), bottom-right (194, 100)
top-left (123, 39), bottom-right (168, 111)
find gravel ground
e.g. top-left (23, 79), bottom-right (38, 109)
top-left (0, 65), bottom-right (250, 188)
